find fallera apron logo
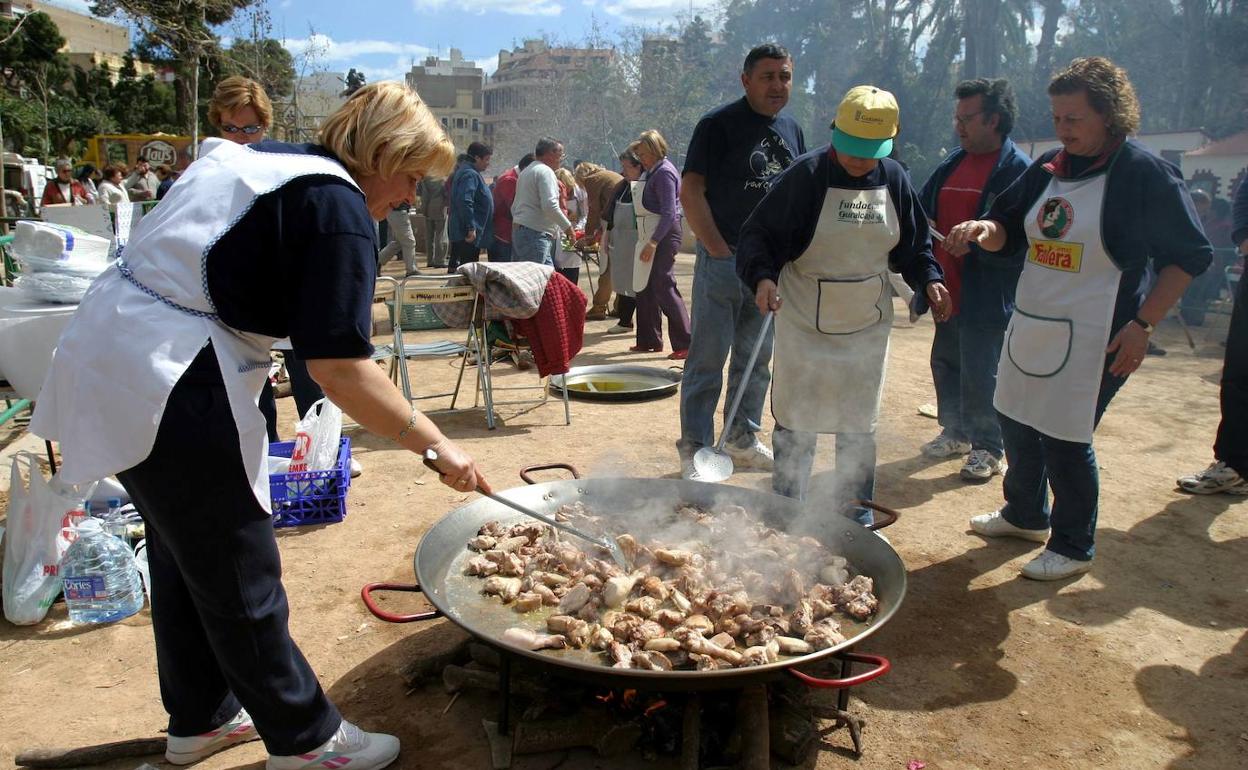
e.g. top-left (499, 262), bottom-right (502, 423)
top-left (1029, 239), bottom-right (1084, 272)
top-left (1038, 197), bottom-right (1074, 239)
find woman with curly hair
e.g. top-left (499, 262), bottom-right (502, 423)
top-left (945, 57), bottom-right (1212, 580)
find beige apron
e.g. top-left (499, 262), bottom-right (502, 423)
top-left (609, 190), bottom-right (639, 298)
top-left (773, 186), bottom-right (900, 433)
top-left (631, 178), bottom-right (659, 294)
top-left (32, 139), bottom-right (360, 509)
top-left (993, 170), bottom-right (1120, 443)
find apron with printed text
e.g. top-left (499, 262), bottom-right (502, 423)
top-left (773, 185), bottom-right (900, 433)
top-left (993, 169), bottom-right (1119, 443)
top-left (32, 138), bottom-right (360, 509)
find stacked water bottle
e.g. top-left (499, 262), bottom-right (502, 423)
top-left (60, 498), bottom-right (147, 625)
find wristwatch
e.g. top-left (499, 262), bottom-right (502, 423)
top-left (1131, 316), bottom-right (1154, 333)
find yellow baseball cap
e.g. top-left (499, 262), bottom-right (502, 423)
top-left (831, 85), bottom-right (899, 160)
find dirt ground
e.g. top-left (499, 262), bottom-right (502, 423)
top-left (1, 251), bottom-right (1245, 770)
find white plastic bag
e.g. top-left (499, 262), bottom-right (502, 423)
top-left (2, 453), bottom-right (95, 625)
top-left (288, 398), bottom-right (343, 472)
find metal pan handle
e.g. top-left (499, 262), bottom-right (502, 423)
top-left (787, 652), bottom-right (891, 689)
top-left (520, 463), bottom-right (581, 484)
top-left (360, 582), bottom-right (442, 623)
top-left (852, 499), bottom-right (900, 531)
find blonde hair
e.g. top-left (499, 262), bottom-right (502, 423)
top-left (1048, 56), bottom-right (1141, 138)
top-left (573, 161), bottom-right (602, 183)
top-left (209, 76), bottom-right (274, 130)
top-left (637, 129), bottom-right (669, 160)
top-left (554, 166), bottom-right (579, 191)
top-left (318, 81), bottom-right (455, 181)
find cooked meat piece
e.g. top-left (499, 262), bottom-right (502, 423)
top-left (633, 650), bottom-right (674, 671)
top-left (533, 571), bottom-right (570, 588)
top-left (513, 592), bottom-right (543, 612)
top-left (643, 637), bottom-right (682, 652)
top-left (740, 646), bottom-right (770, 667)
top-left (690, 652), bottom-right (721, 671)
top-left (681, 615), bottom-right (714, 635)
top-left (589, 625), bottom-right (615, 650)
top-left (510, 522), bottom-right (547, 542)
top-left (580, 573), bottom-right (603, 591)
top-left (629, 620), bottom-right (666, 644)
top-left (501, 627), bottom-right (566, 650)
top-left (706, 592), bottom-right (736, 617)
top-left (494, 535), bottom-right (530, 554)
top-left (497, 552), bottom-right (526, 577)
top-left (547, 614), bottom-right (578, 634)
top-left (735, 614), bottom-right (765, 634)
top-left (612, 613), bottom-right (643, 640)
top-left (775, 636), bottom-right (812, 656)
top-left (603, 574), bottom-right (639, 608)
top-left (609, 641), bottom-right (633, 668)
top-left (781, 569), bottom-right (806, 605)
top-left (465, 555), bottom-right (499, 577)
top-left (483, 576), bottom-right (523, 603)
top-left (745, 625), bottom-right (777, 647)
top-left (804, 618), bottom-right (846, 650)
top-left (616, 533), bottom-right (640, 561)
top-left (554, 543), bottom-right (582, 571)
top-left (654, 548), bottom-right (693, 566)
top-left (567, 619), bottom-right (592, 648)
top-left (843, 597), bottom-right (876, 620)
top-left (714, 615), bottom-right (742, 637)
top-left (532, 584), bottom-right (559, 606)
top-left (482, 549), bottom-right (508, 565)
top-left (479, 521), bottom-right (505, 537)
top-left (640, 575), bottom-right (669, 601)
top-left (833, 575), bottom-right (878, 619)
top-left (651, 609), bottom-right (685, 628)
top-left (467, 535), bottom-right (497, 552)
top-left (624, 596), bottom-right (660, 618)
top-left (679, 633), bottom-right (743, 666)
top-left (576, 598), bottom-right (602, 622)
top-left (558, 583), bottom-right (593, 614)
top-left (670, 589), bottom-right (692, 614)
top-left (709, 632), bottom-right (736, 649)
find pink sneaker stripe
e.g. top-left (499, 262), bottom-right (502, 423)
top-left (227, 724), bottom-right (254, 737)
top-left (322, 757), bottom-right (352, 768)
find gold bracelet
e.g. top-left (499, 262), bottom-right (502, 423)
top-left (397, 410), bottom-right (419, 441)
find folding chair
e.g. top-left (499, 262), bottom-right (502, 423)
top-left (389, 275), bottom-right (497, 428)
top-left (480, 303), bottom-right (571, 427)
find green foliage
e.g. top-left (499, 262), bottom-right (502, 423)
top-left (219, 38), bottom-right (296, 99)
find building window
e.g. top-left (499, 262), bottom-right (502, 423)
top-left (472, 118), bottom-right (479, 132)
top-left (456, 118), bottom-right (465, 128)
top-left (441, 117), bottom-right (448, 127)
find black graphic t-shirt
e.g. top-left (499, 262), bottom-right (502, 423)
top-left (683, 97), bottom-right (806, 247)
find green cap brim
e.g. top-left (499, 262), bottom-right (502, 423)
top-left (832, 127), bottom-right (893, 160)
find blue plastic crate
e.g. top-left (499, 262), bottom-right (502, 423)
top-left (269, 437), bottom-right (351, 527)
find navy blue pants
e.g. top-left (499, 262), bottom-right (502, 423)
top-left (1215, 271), bottom-right (1248, 477)
top-left (998, 362), bottom-right (1126, 561)
top-left (930, 318), bottom-right (1007, 457)
top-left (117, 346), bottom-right (340, 755)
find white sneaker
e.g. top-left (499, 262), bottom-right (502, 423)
top-left (1177, 460), bottom-right (1248, 495)
top-left (961, 450), bottom-right (1006, 480)
top-left (969, 510), bottom-right (1049, 543)
top-left (349, 458), bottom-right (363, 478)
top-left (605, 323), bottom-right (633, 334)
top-left (268, 720), bottom-right (399, 770)
top-left (922, 433), bottom-right (972, 459)
top-left (725, 438), bottom-right (774, 471)
top-left (1020, 549), bottom-right (1092, 581)
top-left (679, 456), bottom-right (702, 482)
top-left (166, 708), bottom-right (259, 765)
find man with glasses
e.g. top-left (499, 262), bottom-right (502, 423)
top-left (916, 78), bottom-right (1031, 481)
top-left (511, 137), bottom-right (576, 265)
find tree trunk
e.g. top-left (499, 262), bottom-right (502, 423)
top-left (1179, 0), bottom-right (1210, 129)
top-left (1034, 0), bottom-right (1065, 90)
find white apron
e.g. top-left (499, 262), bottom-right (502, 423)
top-left (993, 170), bottom-right (1119, 443)
top-left (773, 186), bottom-right (900, 433)
top-left (631, 179), bottom-right (659, 294)
top-left (609, 190), bottom-right (639, 298)
top-left (31, 139), bottom-right (360, 509)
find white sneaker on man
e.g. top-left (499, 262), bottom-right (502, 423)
top-left (165, 708), bottom-right (259, 765)
top-left (969, 510), bottom-right (1049, 543)
top-left (267, 720), bottom-right (399, 770)
top-left (961, 450), bottom-right (1006, 480)
top-left (725, 438), bottom-right (774, 471)
top-left (921, 433), bottom-right (971, 459)
top-left (349, 457), bottom-right (363, 478)
top-left (1177, 460), bottom-right (1248, 495)
top-left (1020, 549), bottom-right (1092, 581)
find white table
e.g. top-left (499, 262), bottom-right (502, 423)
top-left (0, 286), bottom-right (78, 400)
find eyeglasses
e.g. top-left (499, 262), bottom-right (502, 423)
top-left (954, 111), bottom-right (984, 126)
top-left (222, 124), bottom-right (264, 135)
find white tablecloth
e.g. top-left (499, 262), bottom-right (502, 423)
top-left (0, 286), bottom-right (78, 400)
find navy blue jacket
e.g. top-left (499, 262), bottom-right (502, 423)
top-left (986, 139), bottom-right (1211, 338)
top-left (737, 146), bottom-right (943, 296)
top-left (917, 137), bottom-right (1031, 326)
top-left (447, 156), bottom-right (494, 249)
top-left (1233, 176), bottom-right (1248, 248)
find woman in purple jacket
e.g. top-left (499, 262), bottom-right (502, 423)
top-left (632, 130), bottom-right (693, 359)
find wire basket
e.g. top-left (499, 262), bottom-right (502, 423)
top-left (386, 300), bottom-right (447, 331)
top-left (268, 437), bottom-right (351, 527)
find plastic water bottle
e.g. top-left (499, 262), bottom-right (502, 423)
top-left (61, 518), bottom-right (145, 624)
top-left (101, 497), bottom-right (125, 540)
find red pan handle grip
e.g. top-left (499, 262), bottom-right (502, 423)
top-left (360, 582), bottom-right (442, 623)
top-left (520, 463), bottom-right (582, 484)
top-left (852, 499), bottom-right (900, 531)
top-left (787, 652), bottom-right (891, 689)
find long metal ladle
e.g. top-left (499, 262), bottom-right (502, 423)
top-left (691, 310), bottom-right (774, 482)
top-left (422, 449), bottom-right (630, 570)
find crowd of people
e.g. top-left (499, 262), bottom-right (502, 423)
top-left (22, 41), bottom-right (1244, 770)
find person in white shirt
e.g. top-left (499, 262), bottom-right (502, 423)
top-left (511, 136), bottom-right (576, 265)
top-left (96, 165), bottom-right (129, 211)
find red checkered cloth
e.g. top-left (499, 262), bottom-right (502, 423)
top-left (511, 272), bottom-right (587, 377)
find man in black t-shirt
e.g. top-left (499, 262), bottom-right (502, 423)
top-left (678, 43), bottom-right (806, 478)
